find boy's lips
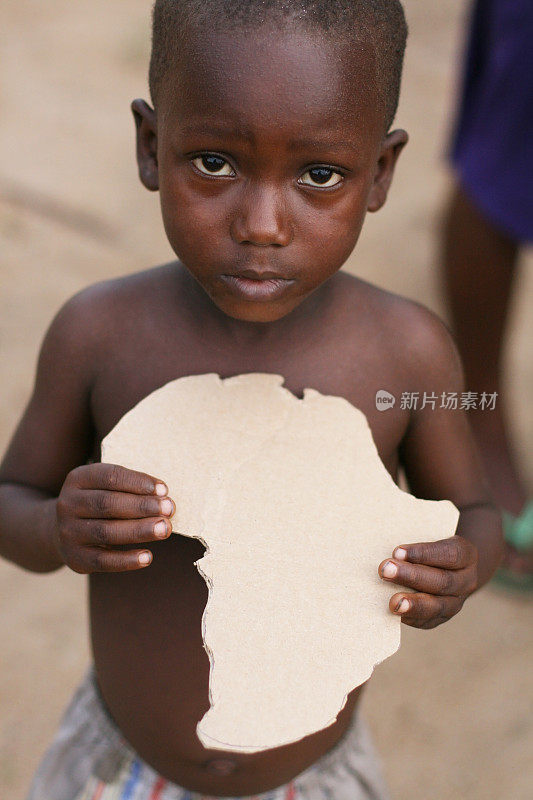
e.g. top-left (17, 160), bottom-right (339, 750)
top-left (220, 272), bottom-right (295, 301)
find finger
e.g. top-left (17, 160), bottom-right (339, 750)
top-left (81, 546), bottom-right (154, 573)
top-left (389, 592), bottom-right (463, 629)
top-left (392, 536), bottom-right (476, 570)
top-left (73, 463), bottom-right (169, 496)
top-left (379, 558), bottom-right (462, 596)
top-left (77, 490), bottom-right (175, 520)
top-left (80, 517), bottom-right (172, 547)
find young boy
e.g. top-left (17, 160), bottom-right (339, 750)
top-left (0, 1), bottom-right (502, 799)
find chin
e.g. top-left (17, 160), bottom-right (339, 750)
top-left (221, 302), bottom-right (291, 323)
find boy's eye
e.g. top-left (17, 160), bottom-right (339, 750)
top-left (192, 154), bottom-right (235, 177)
top-left (299, 167), bottom-right (343, 188)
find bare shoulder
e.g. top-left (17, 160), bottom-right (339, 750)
top-left (338, 271), bottom-right (465, 392)
top-left (35, 263), bottom-right (177, 393)
top-left (383, 290), bottom-right (464, 393)
top-left (56, 262), bottom-right (175, 317)
top-left (46, 263), bottom-right (176, 345)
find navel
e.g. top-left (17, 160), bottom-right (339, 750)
top-left (203, 757), bottom-right (238, 775)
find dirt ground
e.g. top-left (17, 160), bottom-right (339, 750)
top-left (1, 1), bottom-right (532, 798)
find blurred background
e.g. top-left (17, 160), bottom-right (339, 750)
top-left (1, 1), bottom-right (532, 798)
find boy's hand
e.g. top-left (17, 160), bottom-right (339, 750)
top-left (378, 536), bottom-right (478, 629)
top-left (54, 463), bottom-right (175, 573)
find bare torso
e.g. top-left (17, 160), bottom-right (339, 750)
top-left (87, 263), bottom-right (410, 794)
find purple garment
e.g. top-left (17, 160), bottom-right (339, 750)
top-left (450, 0), bottom-right (533, 242)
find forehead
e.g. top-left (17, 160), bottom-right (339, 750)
top-left (158, 26), bottom-right (384, 145)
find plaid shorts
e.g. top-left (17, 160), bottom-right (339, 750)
top-left (26, 665), bottom-right (390, 800)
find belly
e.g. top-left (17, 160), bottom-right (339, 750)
top-left (89, 534), bottom-right (364, 795)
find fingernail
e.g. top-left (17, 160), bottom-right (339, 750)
top-left (154, 520), bottom-right (167, 536)
top-left (394, 547), bottom-right (407, 560)
top-left (154, 483), bottom-right (168, 497)
top-left (382, 561), bottom-right (398, 579)
top-left (139, 552), bottom-right (152, 565)
top-left (395, 598), bottom-right (410, 614)
top-left (160, 499), bottom-right (173, 516)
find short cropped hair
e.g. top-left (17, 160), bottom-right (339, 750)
top-left (149, 0), bottom-right (408, 130)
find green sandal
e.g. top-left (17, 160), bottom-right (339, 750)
top-left (492, 500), bottom-right (533, 592)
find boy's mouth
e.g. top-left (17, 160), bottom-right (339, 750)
top-left (231, 268), bottom-right (286, 280)
top-left (220, 272), bottom-right (295, 302)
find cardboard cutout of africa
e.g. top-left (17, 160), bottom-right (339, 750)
top-left (101, 373), bottom-right (459, 753)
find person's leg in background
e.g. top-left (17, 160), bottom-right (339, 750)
top-left (441, 182), bottom-right (532, 578)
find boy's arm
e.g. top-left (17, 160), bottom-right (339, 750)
top-left (379, 306), bottom-right (503, 629)
top-left (0, 291), bottom-right (98, 571)
top-left (0, 287), bottom-right (175, 574)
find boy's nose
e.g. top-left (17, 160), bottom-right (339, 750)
top-left (231, 183), bottom-right (293, 247)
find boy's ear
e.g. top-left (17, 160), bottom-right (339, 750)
top-left (367, 129), bottom-right (408, 213)
top-left (131, 99), bottom-right (159, 192)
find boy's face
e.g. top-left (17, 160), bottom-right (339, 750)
top-left (133, 27), bottom-right (407, 324)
